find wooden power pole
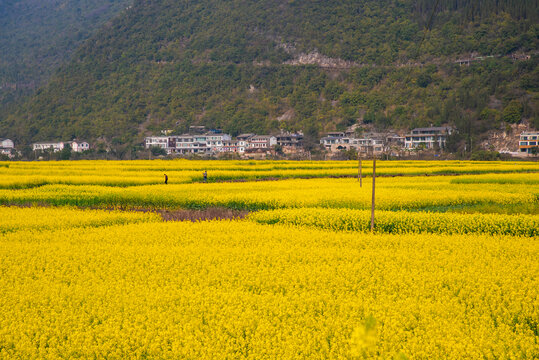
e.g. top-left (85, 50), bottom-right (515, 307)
top-left (357, 151), bottom-right (362, 187)
top-left (370, 153), bottom-right (376, 232)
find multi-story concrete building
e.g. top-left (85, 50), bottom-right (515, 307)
top-left (320, 136), bottom-right (345, 151)
top-left (206, 131), bottom-right (232, 153)
top-left (222, 140), bottom-right (242, 153)
top-left (355, 138), bottom-right (385, 155)
top-left (248, 135), bottom-right (277, 149)
top-left (32, 141), bottom-right (90, 153)
top-left (172, 135), bottom-right (209, 155)
top-left (0, 138), bottom-right (14, 157)
top-left (68, 141), bottom-right (90, 152)
top-left (32, 142), bottom-right (65, 152)
top-left (144, 130), bottom-right (299, 157)
top-left (404, 127), bottom-right (452, 149)
top-left (236, 134), bottom-right (255, 142)
top-left (145, 131), bottom-right (233, 155)
top-left (145, 136), bottom-right (170, 150)
top-left (320, 134), bottom-right (384, 155)
top-left (385, 134), bottom-right (405, 147)
top-left (276, 132), bottom-right (304, 153)
top-left (326, 132), bottom-right (346, 138)
top-left (1, 138), bottom-right (14, 149)
top-left (519, 131), bottom-right (539, 154)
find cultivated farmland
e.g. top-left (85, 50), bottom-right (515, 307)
top-left (0, 160), bottom-right (537, 359)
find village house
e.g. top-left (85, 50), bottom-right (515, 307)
top-left (221, 140), bottom-right (237, 153)
top-left (327, 132), bottom-right (346, 138)
top-left (205, 131), bottom-right (232, 153)
top-left (519, 131), bottom-right (539, 155)
top-left (32, 141), bottom-right (65, 152)
top-left (235, 134), bottom-right (254, 153)
top-left (236, 134), bottom-right (255, 142)
top-left (221, 140), bottom-right (243, 154)
top-left (320, 132), bottom-right (385, 155)
top-left (0, 138), bottom-right (15, 157)
top-left (236, 139), bottom-right (248, 153)
top-left (145, 136), bottom-right (170, 150)
top-left (385, 134), bottom-right (405, 147)
top-left (32, 140), bottom-right (90, 153)
top-left (384, 134), bottom-right (406, 156)
top-left (248, 135), bottom-right (277, 149)
top-left (170, 135), bottom-right (209, 155)
top-left (404, 127), bottom-right (452, 149)
top-left (1, 138), bottom-right (14, 149)
top-left (320, 135), bottom-right (346, 151)
top-left (355, 138), bottom-right (385, 155)
top-left (145, 130), bottom-right (233, 155)
top-left (276, 132), bottom-right (304, 154)
top-left (144, 130), bottom-right (297, 158)
top-left (67, 141), bottom-right (90, 152)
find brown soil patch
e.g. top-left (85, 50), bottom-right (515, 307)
top-left (2, 204), bottom-right (250, 222)
top-left (157, 208), bottom-right (250, 221)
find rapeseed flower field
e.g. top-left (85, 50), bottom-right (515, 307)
top-left (0, 159), bottom-right (538, 188)
top-left (1, 221), bottom-right (537, 359)
top-left (249, 207), bottom-right (538, 236)
top-left (0, 175), bottom-right (537, 211)
top-left (0, 160), bottom-right (537, 359)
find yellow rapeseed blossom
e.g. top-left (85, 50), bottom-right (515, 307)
top-left (0, 206), bottom-right (161, 234)
top-left (0, 161), bottom-right (537, 358)
top-left (1, 159), bottom-right (537, 188)
top-left (0, 220), bottom-right (537, 358)
top-left (0, 175), bottom-right (537, 211)
top-left (249, 208), bottom-right (538, 236)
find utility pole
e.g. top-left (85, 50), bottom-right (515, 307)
top-left (357, 150), bottom-right (362, 187)
top-left (370, 150), bottom-right (376, 232)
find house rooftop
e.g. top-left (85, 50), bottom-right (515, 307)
top-left (321, 136), bottom-right (345, 140)
top-left (411, 126), bottom-right (452, 132)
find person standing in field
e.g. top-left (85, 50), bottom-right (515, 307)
top-left (203, 170), bottom-right (207, 183)
top-left (164, 174), bottom-right (168, 184)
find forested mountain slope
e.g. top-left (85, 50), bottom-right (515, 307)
top-left (0, 0), bottom-right (131, 104)
top-left (1, 0), bottom-right (537, 153)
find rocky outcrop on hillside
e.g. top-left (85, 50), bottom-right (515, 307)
top-left (480, 122), bottom-right (532, 153)
top-left (277, 41), bottom-right (361, 69)
top-left (284, 50), bottom-right (360, 69)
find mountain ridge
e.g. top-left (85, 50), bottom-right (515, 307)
top-left (1, 0), bottom-right (537, 156)
top-left (0, 0), bottom-right (132, 104)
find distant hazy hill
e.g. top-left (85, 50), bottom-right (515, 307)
top-left (1, 0), bottom-right (537, 155)
top-left (0, 0), bottom-right (131, 103)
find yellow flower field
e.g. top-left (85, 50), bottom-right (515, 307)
top-left (1, 221), bottom-right (537, 359)
top-left (1, 175), bottom-right (538, 211)
top-left (0, 159), bottom-right (538, 188)
top-left (0, 206), bottom-right (161, 234)
top-left (0, 160), bottom-right (537, 359)
top-left (249, 207), bottom-right (539, 236)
